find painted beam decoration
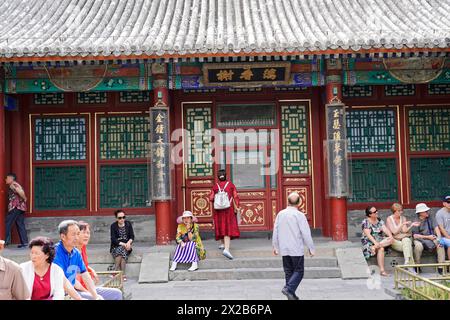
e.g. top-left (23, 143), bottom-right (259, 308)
top-left (149, 100), bottom-right (172, 201)
top-left (325, 100), bottom-right (349, 198)
top-left (202, 62), bottom-right (291, 87)
top-left (4, 63), bottom-right (152, 93)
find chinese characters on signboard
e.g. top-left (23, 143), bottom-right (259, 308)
top-left (203, 62), bottom-right (291, 87)
top-left (149, 102), bottom-right (171, 200)
top-left (325, 101), bottom-right (349, 197)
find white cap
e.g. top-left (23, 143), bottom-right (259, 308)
top-left (415, 203), bottom-right (431, 214)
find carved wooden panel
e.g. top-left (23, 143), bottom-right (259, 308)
top-left (190, 189), bottom-right (212, 218)
top-left (285, 187), bottom-right (308, 214)
top-left (240, 201), bottom-right (265, 226)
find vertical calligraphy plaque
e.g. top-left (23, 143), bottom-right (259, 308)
top-left (325, 101), bottom-right (349, 197)
top-left (149, 101), bottom-right (172, 200)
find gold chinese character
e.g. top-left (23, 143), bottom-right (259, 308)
top-left (154, 146), bottom-right (165, 158)
top-left (333, 109), bottom-right (340, 118)
top-left (333, 119), bottom-right (341, 130)
top-left (333, 155), bottom-right (342, 166)
top-left (333, 131), bottom-right (341, 140)
top-left (155, 124), bottom-right (165, 134)
top-left (240, 68), bottom-right (254, 81)
top-left (334, 142), bottom-right (342, 154)
top-left (217, 70), bottom-right (234, 81)
top-left (263, 68), bottom-right (277, 80)
top-left (155, 113), bottom-right (165, 123)
top-left (156, 160), bottom-right (165, 169)
top-left (156, 137), bottom-right (164, 144)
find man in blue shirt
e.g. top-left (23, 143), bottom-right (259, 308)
top-left (54, 220), bottom-right (103, 300)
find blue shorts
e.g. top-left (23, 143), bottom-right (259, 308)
top-left (439, 237), bottom-right (450, 248)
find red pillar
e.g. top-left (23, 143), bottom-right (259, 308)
top-left (11, 111), bottom-right (24, 182)
top-left (0, 93), bottom-right (6, 240)
top-left (325, 66), bottom-right (348, 241)
top-left (152, 69), bottom-right (173, 245)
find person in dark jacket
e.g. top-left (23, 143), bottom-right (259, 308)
top-left (110, 210), bottom-right (135, 281)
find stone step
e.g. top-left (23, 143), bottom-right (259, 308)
top-left (173, 256), bottom-right (338, 270)
top-left (169, 267), bottom-right (341, 281)
top-left (90, 263), bottom-right (141, 278)
top-left (172, 247), bottom-right (336, 259)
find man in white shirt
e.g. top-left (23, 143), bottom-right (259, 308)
top-left (436, 195), bottom-right (450, 261)
top-left (272, 193), bottom-right (315, 300)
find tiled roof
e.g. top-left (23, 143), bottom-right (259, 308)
top-left (0, 0), bottom-right (449, 60)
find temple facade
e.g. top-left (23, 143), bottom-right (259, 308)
top-left (0, 0), bottom-right (449, 243)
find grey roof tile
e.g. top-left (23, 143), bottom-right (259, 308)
top-left (0, 0), bottom-right (449, 59)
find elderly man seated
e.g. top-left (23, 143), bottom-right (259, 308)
top-left (0, 239), bottom-right (30, 300)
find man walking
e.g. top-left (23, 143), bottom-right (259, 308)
top-left (272, 192), bottom-right (315, 300)
top-left (5, 173), bottom-right (28, 248)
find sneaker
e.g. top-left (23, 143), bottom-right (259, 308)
top-left (188, 262), bottom-right (198, 272)
top-left (438, 268), bottom-right (443, 275)
top-left (123, 276), bottom-right (127, 282)
top-left (17, 244), bottom-right (27, 249)
top-left (414, 267), bottom-right (422, 274)
top-left (281, 287), bottom-right (299, 300)
top-left (222, 249), bottom-right (234, 260)
top-left (218, 244), bottom-right (225, 250)
top-left (170, 262), bottom-right (177, 271)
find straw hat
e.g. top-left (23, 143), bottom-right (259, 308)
top-left (176, 211), bottom-right (198, 224)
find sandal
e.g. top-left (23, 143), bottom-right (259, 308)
top-left (380, 271), bottom-right (389, 277)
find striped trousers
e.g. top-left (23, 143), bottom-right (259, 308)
top-left (173, 241), bottom-right (199, 263)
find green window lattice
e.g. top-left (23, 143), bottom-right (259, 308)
top-left (349, 159), bottom-right (398, 203)
top-left (410, 157), bottom-right (450, 201)
top-left (343, 85), bottom-right (373, 98)
top-left (346, 109), bottom-right (396, 153)
top-left (35, 117), bottom-right (87, 161)
top-left (408, 108), bottom-right (450, 151)
top-left (100, 165), bottom-right (149, 208)
top-left (100, 115), bottom-right (149, 159)
top-left (34, 166), bottom-right (87, 210)
top-left (281, 105), bottom-right (309, 174)
top-left (119, 91), bottom-right (150, 103)
top-left (33, 93), bottom-right (65, 105)
top-left (77, 92), bottom-right (107, 104)
top-left (185, 107), bottom-right (213, 177)
top-left (385, 85), bottom-right (415, 96)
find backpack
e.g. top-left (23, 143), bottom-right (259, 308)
top-left (214, 182), bottom-right (231, 210)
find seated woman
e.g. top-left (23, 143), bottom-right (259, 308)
top-left (110, 210), bottom-right (135, 282)
top-left (361, 206), bottom-right (394, 276)
top-left (20, 237), bottom-right (65, 300)
top-left (170, 211), bottom-right (206, 272)
top-left (386, 203), bottom-right (420, 266)
top-left (75, 221), bottom-right (122, 300)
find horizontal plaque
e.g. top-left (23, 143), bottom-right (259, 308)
top-left (202, 62), bottom-right (291, 87)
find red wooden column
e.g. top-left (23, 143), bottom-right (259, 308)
top-left (325, 60), bottom-right (348, 241)
top-left (152, 64), bottom-right (173, 244)
top-left (0, 93), bottom-right (6, 239)
top-left (10, 110), bottom-right (24, 183)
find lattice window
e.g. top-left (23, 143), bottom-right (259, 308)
top-left (35, 117), bottom-right (87, 161)
top-left (119, 91), bottom-right (150, 103)
top-left (99, 115), bottom-right (149, 159)
top-left (349, 159), bottom-right (398, 202)
top-left (34, 93), bottom-right (64, 105)
top-left (410, 157), bottom-right (450, 201)
top-left (185, 107), bottom-right (213, 177)
top-left (77, 92), bottom-right (107, 104)
top-left (346, 109), bottom-right (396, 153)
top-left (408, 108), bottom-right (450, 151)
top-left (428, 84), bottom-right (450, 95)
top-left (281, 105), bottom-right (309, 174)
top-left (275, 87), bottom-right (308, 92)
top-left (99, 165), bottom-right (149, 208)
top-left (384, 84), bottom-right (415, 96)
top-left (34, 166), bottom-right (87, 210)
top-left (343, 85), bottom-right (373, 98)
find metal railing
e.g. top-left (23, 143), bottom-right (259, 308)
top-left (394, 262), bottom-right (450, 300)
top-left (97, 270), bottom-right (124, 292)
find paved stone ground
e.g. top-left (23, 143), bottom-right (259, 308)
top-left (125, 277), bottom-right (395, 300)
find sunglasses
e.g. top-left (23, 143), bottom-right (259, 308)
top-left (117, 216), bottom-right (126, 220)
top-left (370, 210), bottom-right (378, 214)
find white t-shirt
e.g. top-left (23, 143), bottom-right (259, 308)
top-left (436, 207), bottom-right (450, 235)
